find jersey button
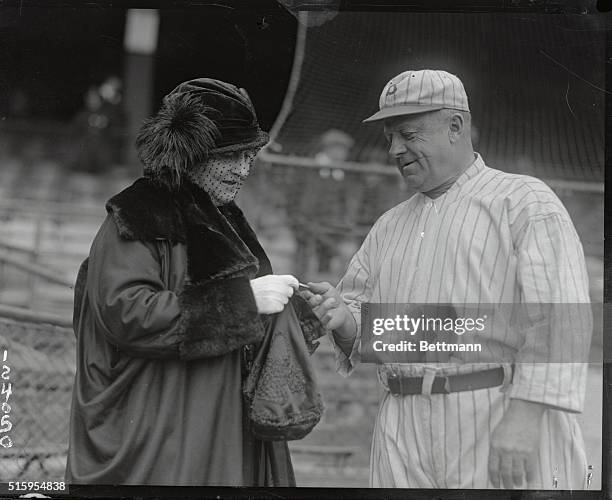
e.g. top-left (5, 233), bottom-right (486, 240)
top-left (420, 231), bottom-right (425, 238)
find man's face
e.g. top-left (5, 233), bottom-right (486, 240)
top-left (199, 149), bottom-right (258, 205)
top-left (383, 111), bottom-right (453, 192)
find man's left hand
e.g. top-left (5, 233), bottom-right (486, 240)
top-left (488, 399), bottom-right (546, 489)
top-left (300, 282), bottom-right (356, 337)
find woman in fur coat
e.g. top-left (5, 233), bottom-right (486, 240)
top-left (65, 78), bottom-right (323, 486)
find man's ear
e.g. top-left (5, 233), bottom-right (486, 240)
top-left (448, 113), bottom-right (464, 143)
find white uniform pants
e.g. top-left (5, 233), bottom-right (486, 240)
top-left (370, 387), bottom-right (588, 489)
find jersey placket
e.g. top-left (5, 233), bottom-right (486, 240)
top-left (410, 196), bottom-right (438, 297)
top-left (405, 197), bottom-right (438, 366)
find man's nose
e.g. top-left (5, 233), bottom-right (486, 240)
top-left (388, 136), bottom-right (406, 157)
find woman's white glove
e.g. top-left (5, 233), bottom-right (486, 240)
top-left (250, 274), bottom-right (299, 315)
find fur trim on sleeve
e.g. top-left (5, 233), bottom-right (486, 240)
top-left (176, 276), bottom-right (264, 360)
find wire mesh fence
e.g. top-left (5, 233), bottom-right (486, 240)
top-left (0, 318), bottom-right (75, 481)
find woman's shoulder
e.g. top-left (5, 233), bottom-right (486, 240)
top-left (105, 177), bottom-right (185, 243)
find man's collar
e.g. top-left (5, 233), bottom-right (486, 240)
top-left (420, 153), bottom-right (484, 200)
top-left (454, 153), bottom-right (485, 188)
top-left (423, 171), bottom-right (463, 199)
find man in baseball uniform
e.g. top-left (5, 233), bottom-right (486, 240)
top-left (303, 69), bottom-right (591, 489)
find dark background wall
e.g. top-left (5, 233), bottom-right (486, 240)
top-left (0, 8), bottom-right (126, 119)
top-left (155, 6), bottom-right (297, 129)
top-left (0, 4), bottom-right (297, 128)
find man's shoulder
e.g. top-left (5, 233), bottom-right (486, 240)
top-left (478, 166), bottom-right (559, 201)
top-left (477, 165), bottom-right (546, 191)
top-left (479, 166), bottom-right (569, 220)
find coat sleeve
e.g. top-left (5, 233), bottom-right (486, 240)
top-left (87, 217), bottom-right (263, 360)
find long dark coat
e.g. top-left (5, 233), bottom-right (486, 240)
top-left (66, 178), bottom-right (319, 486)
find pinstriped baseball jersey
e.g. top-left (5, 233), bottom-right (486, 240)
top-left (330, 153), bottom-right (591, 413)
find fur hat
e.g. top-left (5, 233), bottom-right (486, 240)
top-left (136, 78), bottom-right (269, 188)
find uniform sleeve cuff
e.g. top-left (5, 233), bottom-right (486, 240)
top-left (506, 363), bottom-right (587, 413)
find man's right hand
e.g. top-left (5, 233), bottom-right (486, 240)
top-left (301, 282), bottom-right (356, 339)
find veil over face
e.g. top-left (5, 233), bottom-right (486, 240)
top-left (189, 149), bottom-right (259, 206)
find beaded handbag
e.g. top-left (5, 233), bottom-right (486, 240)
top-left (243, 302), bottom-right (324, 441)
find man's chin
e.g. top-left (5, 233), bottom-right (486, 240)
top-left (401, 175), bottom-right (423, 190)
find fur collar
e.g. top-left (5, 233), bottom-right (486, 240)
top-left (106, 178), bottom-right (271, 282)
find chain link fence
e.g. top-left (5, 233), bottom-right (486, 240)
top-left (0, 318), bottom-right (75, 481)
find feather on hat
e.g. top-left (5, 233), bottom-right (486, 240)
top-left (136, 78), bottom-right (269, 188)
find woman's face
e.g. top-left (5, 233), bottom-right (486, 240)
top-left (197, 149), bottom-right (258, 205)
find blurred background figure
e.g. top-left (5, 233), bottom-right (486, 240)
top-left (69, 85), bottom-right (107, 173)
top-left (286, 128), bottom-right (357, 279)
top-left (69, 77), bottom-right (125, 174)
top-left (98, 76), bottom-right (122, 106)
top-left (98, 76), bottom-right (126, 165)
top-left (314, 128), bottom-right (354, 167)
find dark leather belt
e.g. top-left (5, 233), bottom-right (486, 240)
top-left (386, 366), bottom-right (509, 395)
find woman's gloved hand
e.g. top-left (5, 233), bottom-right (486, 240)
top-left (250, 275), bottom-right (299, 314)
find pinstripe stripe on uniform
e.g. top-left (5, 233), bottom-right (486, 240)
top-left (403, 72), bottom-right (411, 106)
top-left (417, 71), bottom-right (426, 106)
top-left (437, 72), bottom-right (446, 106)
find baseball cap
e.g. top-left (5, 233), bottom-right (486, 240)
top-left (363, 69), bottom-right (470, 123)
